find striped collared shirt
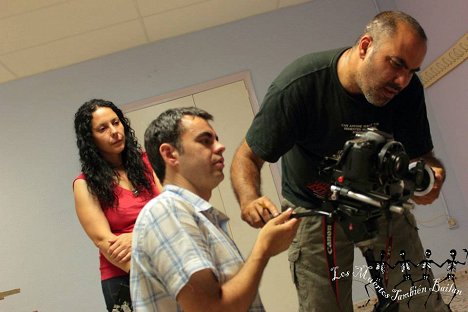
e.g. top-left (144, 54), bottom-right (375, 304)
top-left (131, 185), bottom-right (264, 311)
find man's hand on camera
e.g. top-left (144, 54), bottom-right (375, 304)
top-left (241, 196), bottom-right (280, 228)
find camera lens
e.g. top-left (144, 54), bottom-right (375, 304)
top-left (390, 152), bottom-right (409, 179)
top-left (378, 142), bottom-right (409, 181)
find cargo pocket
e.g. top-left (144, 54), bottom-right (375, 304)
top-left (288, 243), bottom-right (301, 285)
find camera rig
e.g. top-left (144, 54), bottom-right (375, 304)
top-left (295, 128), bottom-right (434, 312)
top-left (297, 128), bottom-right (434, 247)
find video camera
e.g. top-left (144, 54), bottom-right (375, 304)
top-left (317, 128), bottom-right (434, 247)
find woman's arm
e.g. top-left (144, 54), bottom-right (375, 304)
top-left (73, 179), bottom-right (130, 272)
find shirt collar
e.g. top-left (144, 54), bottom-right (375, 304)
top-left (163, 184), bottom-right (212, 211)
top-left (163, 184), bottom-right (230, 224)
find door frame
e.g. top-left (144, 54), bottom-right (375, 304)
top-left (122, 70), bottom-right (282, 198)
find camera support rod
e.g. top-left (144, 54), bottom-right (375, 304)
top-left (330, 185), bottom-right (414, 214)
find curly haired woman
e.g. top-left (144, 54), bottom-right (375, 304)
top-left (73, 99), bottom-right (161, 311)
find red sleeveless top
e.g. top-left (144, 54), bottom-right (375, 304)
top-left (74, 153), bottom-right (159, 280)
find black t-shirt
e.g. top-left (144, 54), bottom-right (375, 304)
top-left (246, 47), bottom-right (433, 208)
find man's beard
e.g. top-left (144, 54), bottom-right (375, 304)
top-left (356, 52), bottom-right (402, 107)
top-left (357, 67), bottom-right (392, 107)
top-left (363, 84), bottom-right (390, 107)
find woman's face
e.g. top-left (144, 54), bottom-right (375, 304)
top-left (91, 107), bottom-right (126, 160)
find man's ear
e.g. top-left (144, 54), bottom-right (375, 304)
top-left (358, 35), bottom-right (373, 59)
top-left (160, 143), bottom-right (178, 166)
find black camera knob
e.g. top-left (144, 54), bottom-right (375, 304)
top-left (408, 162), bottom-right (435, 196)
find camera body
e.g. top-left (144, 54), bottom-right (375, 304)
top-left (320, 128), bottom-right (433, 247)
top-left (338, 129), bottom-right (409, 194)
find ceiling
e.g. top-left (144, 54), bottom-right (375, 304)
top-left (0, 0), bottom-right (310, 84)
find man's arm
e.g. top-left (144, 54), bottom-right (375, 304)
top-left (231, 139), bottom-right (280, 228)
top-left (411, 151), bottom-right (445, 205)
top-left (176, 209), bottom-right (300, 312)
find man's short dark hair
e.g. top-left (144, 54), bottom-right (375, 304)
top-left (144, 106), bottom-right (213, 182)
top-left (360, 11), bottom-right (427, 46)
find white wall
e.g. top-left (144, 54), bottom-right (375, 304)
top-left (391, 0), bottom-right (468, 271)
top-left (0, 0), bottom-right (466, 310)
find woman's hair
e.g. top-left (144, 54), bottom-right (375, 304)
top-left (74, 99), bottom-right (154, 208)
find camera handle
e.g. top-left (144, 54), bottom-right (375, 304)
top-left (290, 209), bottom-right (333, 218)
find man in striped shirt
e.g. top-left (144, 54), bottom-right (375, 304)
top-left (131, 107), bottom-right (300, 311)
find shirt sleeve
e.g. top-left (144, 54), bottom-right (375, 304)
top-left (246, 82), bottom-right (309, 162)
